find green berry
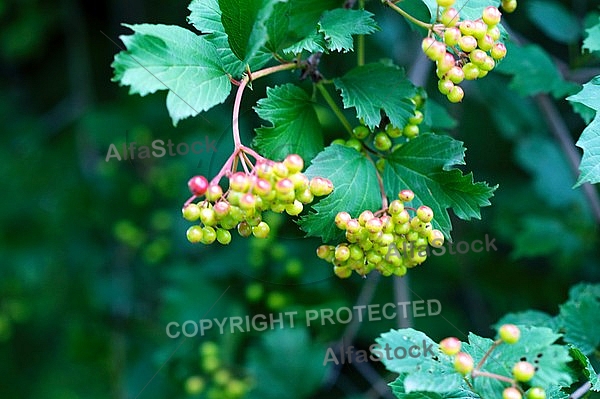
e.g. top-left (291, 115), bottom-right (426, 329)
top-left (447, 66), bottom-right (465, 84)
top-left (206, 184), bottom-right (223, 201)
top-left (501, 0), bottom-right (517, 13)
top-left (216, 228), bottom-right (232, 245)
top-left (285, 200), bottom-right (303, 216)
top-left (438, 79), bottom-right (454, 95)
top-left (185, 376), bottom-right (206, 395)
top-left (399, 189), bottom-right (415, 202)
top-left (252, 221), bottom-right (270, 238)
top-left (458, 35), bottom-right (477, 52)
top-left (246, 282), bottom-right (264, 302)
top-left (477, 34), bottom-right (494, 51)
top-left (513, 361), bottom-right (535, 382)
top-left (283, 154), bottom-right (304, 174)
top-left (428, 229), bottom-right (445, 248)
top-left (201, 226), bottom-right (217, 244)
top-left (374, 132), bottom-right (392, 151)
top-left (409, 110), bottom-right (424, 125)
top-left (440, 7), bottom-right (459, 27)
top-left (352, 125), bottom-right (370, 139)
top-left (491, 43), bottom-right (507, 60)
top-left (229, 172), bottom-right (250, 192)
top-left (186, 225), bottom-right (203, 243)
top-left (403, 124), bottom-right (420, 139)
top-left (334, 265), bottom-right (352, 278)
top-left (436, 0), bottom-right (455, 7)
top-left (200, 207), bottom-right (217, 226)
top-left (417, 205), bottom-right (434, 222)
top-left (182, 203), bottom-right (201, 221)
top-left (526, 388), bottom-right (546, 399)
top-left (503, 387), bottom-right (522, 399)
top-left (345, 138), bottom-right (363, 152)
top-left (499, 324), bottom-right (521, 344)
top-left (309, 177), bottom-right (334, 196)
top-left (439, 337), bottom-right (461, 355)
top-left (447, 86), bottom-right (464, 103)
top-left (462, 63), bottom-right (480, 80)
top-left (385, 124), bottom-right (403, 138)
top-left (482, 6), bottom-right (502, 26)
top-left (453, 352), bottom-right (474, 375)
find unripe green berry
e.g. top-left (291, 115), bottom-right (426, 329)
top-left (201, 226), bottom-right (217, 244)
top-left (438, 79), bottom-right (454, 95)
top-left (501, 0), bottom-right (517, 13)
top-left (491, 42), bottom-right (507, 60)
top-left (487, 26), bottom-right (501, 40)
top-left (482, 6), bottom-right (502, 26)
top-left (403, 124), bottom-right (420, 139)
top-left (385, 124), bottom-right (402, 138)
top-left (471, 19), bottom-right (488, 39)
top-left (216, 228), bottom-right (232, 245)
top-left (345, 138), bottom-right (363, 152)
top-left (335, 245), bottom-right (351, 262)
top-left (296, 188), bottom-right (314, 204)
top-left (513, 361), bottom-right (535, 382)
top-left (186, 225), bottom-right (203, 243)
top-left (447, 66), bottom-right (465, 84)
top-left (199, 207), bottom-right (217, 226)
top-left (335, 211), bottom-right (352, 229)
top-left (409, 110), bottom-right (424, 125)
top-left (417, 205), bottom-right (434, 222)
top-left (526, 388), bottom-right (546, 399)
top-left (480, 56), bottom-right (496, 71)
top-left (459, 20), bottom-right (475, 36)
top-left (358, 210), bottom-right (375, 225)
top-left (477, 34), bottom-right (494, 51)
top-left (453, 352), bottom-right (474, 375)
top-left (462, 63), bottom-right (480, 80)
top-left (252, 221), bottom-right (270, 238)
top-left (317, 245), bottom-right (335, 261)
top-left (334, 265), bottom-right (352, 278)
top-left (443, 27), bottom-right (462, 46)
top-left (428, 229), bottom-right (445, 248)
top-left (388, 200), bottom-right (404, 215)
top-left (458, 35), bottom-right (477, 52)
top-left (285, 200), bottom-right (303, 216)
top-left (206, 184), bottom-right (223, 201)
top-left (273, 162), bottom-right (289, 177)
top-left (440, 7), bottom-right (459, 27)
top-left (447, 85), bottom-right (464, 103)
top-left (439, 337), bottom-right (461, 355)
top-left (309, 177), bottom-right (334, 196)
top-left (182, 203), bottom-right (201, 221)
top-left (423, 38), bottom-right (447, 61)
top-left (399, 189), bottom-right (415, 202)
top-left (437, 52), bottom-right (456, 74)
top-left (374, 132), bottom-right (392, 151)
top-left (436, 0), bottom-right (455, 7)
top-left (352, 125), bottom-right (370, 139)
top-left (499, 324), bottom-right (521, 344)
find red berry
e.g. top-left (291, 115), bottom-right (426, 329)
top-left (188, 175), bottom-right (209, 196)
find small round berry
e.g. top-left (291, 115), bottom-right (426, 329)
top-left (296, 188), bottom-right (314, 204)
top-left (388, 200), bottom-right (404, 215)
top-left (403, 124), bottom-right (419, 139)
top-left (436, 0), bottom-right (455, 7)
top-left (345, 138), bottom-right (363, 152)
top-left (376, 158), bottom-right (386, 172)
top-left (501, 0), bottom-right (517, 13)
top-left (526, 388), bottom-right (546, 399)
top-left (491, 43), bottom-right (508, 60)
top-left (273, 162), bottom-right (289, 177)
top-left (439, 337), bottom-right (461, 355)
top-left (482, 6), bottom-right (502, 26)
top-left (335, 245), bottom-right (351, 262)
top-left (503, 387), bottom-right (522, 399)
top-left (182, 203), bottom-right (202, 221)
top-left (275, 178), bottom-right (295, 195)
top-left (499, 324), bottom-right (521, 344)
top-left (480, 56), bottom-right (496, 71)
top-left (285, 200), bottom-right (303, 216)
top-left (186, 225), bottom-right (203, 243)
top-left (462, 63), bottom-right (480, 80)
top-left (438, 79), bottom-right (454, 95)
top-left (353, 125), bottom-right (370, 139)
top-left (453, 352), bottom-right (474, 375)
top-left (443, 27), bottom-right (462, 46)
top-left (237, 221), bottom-right (252, 237)
top-left (253, 178), bottom-right (273, 197)
top-left (199, 207), bottom-right (217, 226)
top-left (458, 35), bottom-right (478, 53)
top-left (188, 175), bottom-right (209, 196)
top-left (358, 210), bottom-right (375, 225)
top-left (385, 124), bottom-right (403, 138)
top-left (213, 201), bottom-right (230, 218)
top-left (447, 86), bottom-right (464, 103)
top-left (216, 228), bottom-right (232, 245)
top-left (283, 154), bottom-right (304, 174)
top-left (252, 221), bottom-right (270, 238)
top-left (440, 7), bottom-right (459, 27)
top-left (335, 211), bottom-right (352, 229)
top-left (201, 226), bottom-right (217, 244)
top-left (422, 38), bottom-right (446, 61)
top-left (409, 110), bottom-right (424, 125)
top-left (417, 205), bottom-right (434, 222)
top-left (185, 376), bottom-right (206, 395)
top-left (447, 66), bottom-right (465, 84)
top-left (513, 361), bottom-right (535, 382)
top-left (437, 52), bottom-right (457, 75)
top-left (399, 189), bottom-right (415, 202)
top-left (471, 19), bottom-right (488, 39)
top-left (334, 265), bottom-right (352, 278)
top-left (487, 26), bottom-right (501, 41)
top-left (374, 132), bottom-right (392, 151)
top-left (229, 172), bottom-right (250, 192)
top-left (317, 245), bottom-right (334, 261)
top-left (365, 217), bottom-right (383, 234)
top-left (459, 20), bottom-right (475, 36)
top-left (309, 177), bottom-right (334, 196)
top-left (477, 34), bottom-right (495, 52)
top-left (206, 184), bottom-right (223, 201)
top-left (239, 193), bottom-right (257, 211)
top-left (428, 229), bottom-right (445, 248)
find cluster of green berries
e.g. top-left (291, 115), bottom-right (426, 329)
top-left (439, 324), bottom-right (546, 399)
top-left (423, 0), bottom-right (509, 102)
top-left (316, 189), bottom-right (445, 278)
top-left (184, 341), bottom-right (251, 399)
top-left (182, 154), bottom-right (333, 244)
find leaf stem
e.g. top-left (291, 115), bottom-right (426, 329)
top-left (316, 83), bottom-right (353, 135)
top-left (471, 370), bottom-right (515, 384)
top-left (475, 340), bottom-right (501, 370)
top-left (384, 0), bottom-right (433, 30)
top-left (357, 0), bottom-right (366, 66)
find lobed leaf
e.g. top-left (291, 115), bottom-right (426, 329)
top-left (318, 9), bottom-right (379, 53)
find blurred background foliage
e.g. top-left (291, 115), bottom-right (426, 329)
top-left (0, 0), bottom-right (599, 398)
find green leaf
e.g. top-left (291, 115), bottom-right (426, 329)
top-left (265, 1), bottom-right (291, 53)
top-left (299, 145), bottom-right (382, 242)
top-left (318, 9), bottom-right (379, 53)
top-left (566, 76), bottom-right (600, 186)
top-left (283, 32), bottom-right (327, 54)
top-left (287, 0), bottom-right (341, 41)
top-left (383, 134), bottom-right (497, 238)
top-left (557, 291), bottom-right (600, 355)
top-left (568, 345), bottom-right (600, 391)
top-left (583, 16), bottom-right (600, 54)
top-left (253, 84), bottom-right (324, 161)
top-left (526, 1), bottom-right (581, 44)
top-left (218, 0), bottom-right (283, 64)
top-left (494, 310), bottom-right (557, 331)
top-left (421, 0), bottom-right (500, 22)
top-left (494, 43), bottom-right (579, 98)
top-left (112, 24), bottom-right (231, 126)
top-left (334, 62), bottom-right (417, 130)
top-left (390, 374), bottom-right (480, 399)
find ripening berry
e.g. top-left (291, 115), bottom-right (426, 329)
top-left (501, 0), bottom-right (517, 13)
top-left (252, 221), bottom-right (270, 238)
top-left (471, 19), bottom-right (488, 39)
top-left (309, 177), bottom-right (334, 196)
top-left (352, 125), bottom-right (370, 139)
top-left (459, 20), bottom-right (475, 36)
top-left (443, 27), bottom-right (462, 47)
top-left (503, 387), bottom-right (522, 399)
top-left (439, 337), bottom-right (461, 355)
top-left (182, 203), bottom-right (201, 221)
top-left (239, 193), bottom-right (257, 211)
top-left (470, 49), bottom-right (487, 66)
top-left (447, 86), bottom-right (464, 103)
top-left (285, 200), bottom-right (303, 216)
top-left (296, 188), bottom-right (314, 204)
top-left (335, 245), bottom-right (351, 262)
top-left (358, 210), bottom-right (375, 225)
top-left (317, 245), bottom-right (335, 260)
top-left (255, 162), bottom-right (273, 179)
top-left (513, 361), bottom-right (535, 382)
top-left (422, 38), bottom-right (446, 61)
top-left (374, 132), bottom-right (392, 151)
top-left (273, 162), bottom-right (289, 177)
top-left (237, 221), bottom-right (252, 237)
top-left (447, 66), bottom-right (465, 84)
top-left (428, 229), bottom-right (445, 248)
top-left (201, 226), bottom-right (217, 244)
top-left (417, 205), bottom-right (434, 222)
top-left (462, 63), bottom-right (480, 80)
top-left (206, 184), bottom-right (223, 201)
top-left (437, 52), bottom-right (456, 74)
top-left (477, 34), bottom-right (494, 51)
top-left (438, 79), bottom-right (454, 95)
top-left (335, 211), bottom-right (352, 229)
top-left (526, 388), bottom-right (546, 399)
top-left (399, 189), bottom-right (415, 202)
top-left (440, 7), bottom-right (459, 27)
top-left (388, 200), bottom-right (404, 215)
top-left (488, 26), bottom-right (501, 41)
top-left (229, 172), bottom-right (250, 192)
top-left (453, 352), bottom-right (474, 375)
top-left (403, 124), bottom-right (419, 139)
top-left (283, 154), bottom-right (304, 174)
top-left (458, 35), bottom-right (478, 52)
top-left (436, 0), bottom-right (455, 7)
top-left (334, 265), bottom-right (352, 278)
top-left (482, 6), bottom-right (502, 26)
top-left (499, 324), bottom-right (521, 344)
top-left (365, 217), bottom-right (383, 234)
top-left (253, 178), bottom-right (272, 197)
top-left (199, 207), bottom-right (217, 226)
top-left (188, 175), bottom-right (209, 196)
top-left (491, 43), bottom-right (507, 60)
top-left (346, 219), bottom-right (361, 234)
top-left (480, 56), bottom-right (495, 72)
top-left (186, 226), bottom-right (203, 243)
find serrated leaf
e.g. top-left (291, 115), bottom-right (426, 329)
top-left (218, 0), bottom-right (283, 64)
top-left (287, 0), bottom-right (341, 41)
top-left (493, 310), bottom-right (557, 331)
top-left (421, 0), bottom-right (500, 22)
top-left (557, 292), bottom-right (600, 355)
top-left (526, 1), bottom-right (581, 44)
top-left (390, 374), bottom-right (481, 399)
top-left (334, 62), bottom-right (417, 129)
top-left (112, 24), bottom-right (231, 126)
top-left (568, 345), bottom-right (600, 391)
top-left (494, 43), bottom-right (579, 98)
top-left (253, 84), bottom-right (323, 161)
top-left (463, 326), bottom-right (574, 399)
top-left (265, 1), bottom-right (291, 52)
top-left (382, 134), bottom-right (496, 238)
top-left (566, 76), bottom-right (600, 186)
top-left (318, 9), bottom-right (378, 53)
top-left (283, 32), bottom-right (327, 54)
top-left (299, 145), bottom-right (381, 242)
top-left (583, 17), bottom-right (600, 54)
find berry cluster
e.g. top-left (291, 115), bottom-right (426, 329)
top-left (439, 324), bottom-right (546, 399)
top-left (422, 0), bottom-right (508, 102)
top-left (317, 189), bottom-right (444, 278)
top-left (182, 154), bottom-right (333, 244)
